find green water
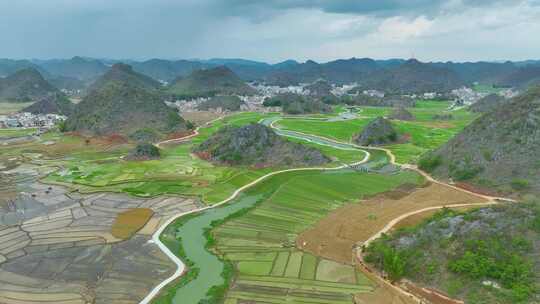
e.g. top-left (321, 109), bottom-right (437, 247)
top-left (170, 193), bottom-right (262, 304)
top-left (161, 118), bottom-right (385, 303)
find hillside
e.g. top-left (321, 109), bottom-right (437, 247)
top-left (353, 59), bottom-right (464, 94)
top-left (88, 63), bottom-right (161, 92)
top-left (304, 79), bottom-right (333, 97)
top-left (469, 93), bottom-right (508, 113)
top-left (389, 106), bottom-right (415, 121)
top-left (354, 117), bottom-right (399, 146)
top-left (365, 203), bottom-right (540, 303)
top-left (193, 123), bottom-right (330, 167)
top-left (65, 80), bottom-right (187, 138)
top-left (167, 66), bottom-right (257, 98)
top-left (21, 93), bottom-right (74, 116)
top-left (263, 93), bottom-right (331, 114)
top-left (0, 68), bottom-right (58, 102)
top-left (423, 86), bottom-right (540, 195)
top-left (494, 65), bottom-right (540, 89)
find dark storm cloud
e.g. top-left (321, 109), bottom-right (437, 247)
top-left (0, 0), bottom-right (538, 61)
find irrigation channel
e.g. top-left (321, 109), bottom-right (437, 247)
top-left (140, 114), bottom-right (384, 304)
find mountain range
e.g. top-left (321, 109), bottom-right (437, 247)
top-left (2, 57), bottom-right (540, 93)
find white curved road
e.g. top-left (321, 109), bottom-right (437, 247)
top-left (139, 116), bottom-right (370, 304)
top-left (140, 114), bottom-right (515, 304)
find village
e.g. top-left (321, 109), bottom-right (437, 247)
top-left (0, 112), bottom-right (66, 129)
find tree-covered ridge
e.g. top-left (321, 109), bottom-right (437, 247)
top-left (21, 92), bottom-right (74, 116)
top-left (0, 68), bottom-right (58, 102)
top-left (423, 85), bottom-right (540, 195)
top-left (168, 66), bottom-right (256, 98)
top-left (365, 202), bottom-right (540, 303)
top-left (193, 123), bottom-right (330, 167)
top-left (263, 93), bottom-right (332, 114)
top-left (65, 81), bottom-right (186, 137)
top-left (88, 63), bottom-right (161, 93)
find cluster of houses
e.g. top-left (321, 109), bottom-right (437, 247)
top-left (0, 112), bottom-right (66, 129)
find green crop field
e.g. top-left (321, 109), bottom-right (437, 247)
top-left (277, 101), bottom-right (478, 164)
top-left (1, 112), bottom-right (371, 204)
top-left (0, 128), bottom-right (37, 139)
top-left (204, 168), bottom-right (423, 304)
top-left (0, 102), bottom-right (34, 114)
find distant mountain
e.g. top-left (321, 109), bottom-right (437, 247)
top-left (0, 59), bottom-right (47, 77)
top-left (193, 123), bottom-right (330, 167)
top-left (353, 59), bottom-right (464, 94)
top-left (264, 58), bottom-right (380, 85)
top-left (65, 64), bottom-right (187, 137)
top-left (88, 63), bottom-right (161, 92)
top-left (432, 61), bottom-right (517, 84)
top-left (47, 75), bottom-right (87, 91)
top-left (131, 59), bottom-right (208, 82)
top-left (494, 65), bottom-right (540, 89)
top-left (36, 56), bottom-right (108, 81)
top-left (423, 86), bottom-right (540, 195)
top-left (167, 66), bottom-right (257, 98)
top-left (0, 68), bottom-right (58, 102)
top-left (21, 92), bottom-right (74, 116)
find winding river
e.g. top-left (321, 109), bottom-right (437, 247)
top-left (140, 114), bottom-right (375, 304)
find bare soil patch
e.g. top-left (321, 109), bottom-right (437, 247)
top-left (181, 111), bottom-right (222, 126)
top-left (297, 183), bottom-right (487, 264)
top-left (111, 208), bottom-right (154, 239)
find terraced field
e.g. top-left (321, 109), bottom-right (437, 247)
top-left (155, 163), bottom-right (424, 303)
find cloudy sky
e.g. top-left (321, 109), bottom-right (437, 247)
top-left (1, 0), bottom-right (539, 62)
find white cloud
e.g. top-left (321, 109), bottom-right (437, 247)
top-left (375, 16), bottom-right (433, 42)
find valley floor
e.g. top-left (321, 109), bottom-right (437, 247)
top-left (0, 103), bottom-right (490, 304)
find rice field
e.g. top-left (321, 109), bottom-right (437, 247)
top-left (277, 101), bottom-right (479, 164)
top-left (207, 169), bottom-right (424, 304)
top-left (0, 127), bottom-right (37, 139)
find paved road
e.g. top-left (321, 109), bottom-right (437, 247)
top-left (139, 116), bottom-right (371, 304)
top-left (141, 114), bottom-right (516, 304)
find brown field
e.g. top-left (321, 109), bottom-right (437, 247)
top-left (111, 208), bottom-right (154, 239)
top-left (181, 111), bottom-right (222, 126)
top-left (297, 182), bottom-right (487, 264)
top-left (391, 205), bottom-right (480, 230)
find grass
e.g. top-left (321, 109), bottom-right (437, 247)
top-left (111, 208), bottom-right (154, 239)
top-left (31, 112), bottom-right (372, 204)
top-left (0, 128), bottom-right (37, 139)
top-left (0, 102), bottom-right (33, 114)
top-left (208, 168), bottom-right (423, 303)
top-left (277, 101), bottom-right (479, 164)
top-left (472, 83), bottom-right (504, 94)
